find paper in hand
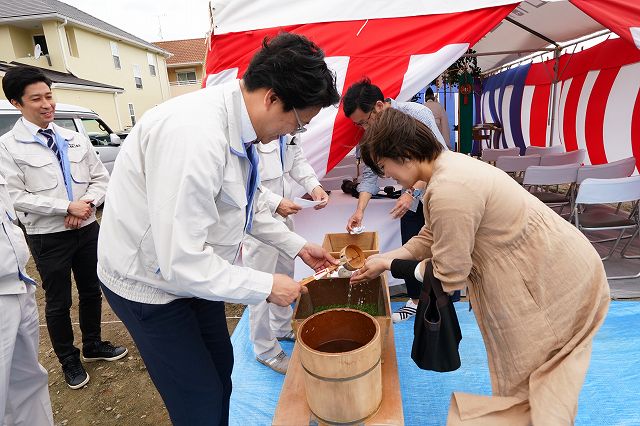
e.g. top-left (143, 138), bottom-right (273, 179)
top-left (294, 197), bottom-right (323, 208)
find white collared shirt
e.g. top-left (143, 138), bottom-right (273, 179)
top-left (21, 117), bottom-right (54, 144)
top-left (238, 90), bottom-right (257, 146)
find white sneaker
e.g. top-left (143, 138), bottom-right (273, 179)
top-left (256, 350), bottom-right (290, 374)
top-left (392, 299), bottom-right (418, 323)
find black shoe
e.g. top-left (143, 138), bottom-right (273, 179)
top-left (82, 341), bottom-right (128, 363)
top-left (62, 357), bottom-right (90, 389)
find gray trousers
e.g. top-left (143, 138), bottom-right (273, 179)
top-left (0, 286), bottom-right (53, 425)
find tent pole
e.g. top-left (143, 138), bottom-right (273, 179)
top-left (548, 47), bottom-right (561, 147)
top-left (462, 48), bottom-right (555, 57)
top-left (505, 17), bottom-right (558, 47)
top-left (481, 30), bottom-right (611, 76)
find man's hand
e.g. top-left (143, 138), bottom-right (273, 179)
top-left (346, 209), bottom-right (364, 232)
top-left (268, 273), bottom-right (304, 306)
top-left (310, 186), bottom-right (329, 210)
top-left (276, 198), bottom-right (302, 218)
top-left (64, 215), bottom-right (83, 229)
top-left (389, 192), bottom-right (413, 219)
top-left (297, 242), bottom-right (338, 272)
top-left (67, 200), bottom-right (93, 220)
top-left (350, 255), bottom-right (392, 285)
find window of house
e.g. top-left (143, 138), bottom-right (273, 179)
top-left (147, 53), bottom-right (156, 76)
top-left (110, 41), bottom-right (121, 69)
top-left (33, 35), bottom-right (49, 55)
top-left (128, 103), bottom-right (136, 126)
top-left (176, 69), bottom-right (197, 85)
top-left (133, 65), bottom-right (143, 89)
top-left (65, 28), bottom-right (79, 57)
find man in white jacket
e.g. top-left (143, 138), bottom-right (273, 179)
top-left (0, 66), bottom-right (127, 391)
top-left (244, 134), bottom-right (329, 374)
top-left (0, 174), bottom-right (53, 425)
top-left (96, 33), bottom-right (340, 425)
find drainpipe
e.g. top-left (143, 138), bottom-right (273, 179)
top-left (56, 18), bottom-right (73, 73)
top-left (113, 92), bottom-right (123, 130)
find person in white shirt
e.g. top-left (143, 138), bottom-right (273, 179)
top-left (244, 134), bottom-right (329, 374)
top-left (0, 174), bottom-right (53, 425)
top-left (0, 66), bottom-right (127, 391)
top-left (96, 33), bottom-right (340, 424)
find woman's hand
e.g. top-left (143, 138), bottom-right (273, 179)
top-left (350, 255), bottom-right (392, 284)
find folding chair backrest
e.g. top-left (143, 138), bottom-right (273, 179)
top-left (576, 156), bottom-right (636, 184)
top-left (540, 149), bottom-right (586, 166)
top-left (496, 154), bottom-right (541, 173)
top-left (522, 163), bottom-right (580, 186)
top-left (575, 176), bottom-right (640, 205)
top-left (481, 147), bottom-right (520, 163)
top-left (525, 145), bottom-right (565, 156)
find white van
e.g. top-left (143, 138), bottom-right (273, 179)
top-left (0, 100), bottom-right (123, 173)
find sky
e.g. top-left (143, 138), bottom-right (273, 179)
top-left (61, 0), bottom-right (212, 42)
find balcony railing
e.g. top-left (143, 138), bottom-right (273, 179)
top-left (169, 80), bottom-right (199, 86)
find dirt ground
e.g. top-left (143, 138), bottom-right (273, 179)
top-left (27, 254), bottom-right (245, 426)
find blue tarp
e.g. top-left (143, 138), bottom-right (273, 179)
top-left (229, 301), bottom-right (640, 425)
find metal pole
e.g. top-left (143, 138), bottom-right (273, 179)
top-left (548, 47), bottom-right (561, 147)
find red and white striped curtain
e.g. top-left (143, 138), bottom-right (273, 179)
top-left (481, 37), bottom-right (640, 168)
top-left (204, 0), bottom-right (517, 177)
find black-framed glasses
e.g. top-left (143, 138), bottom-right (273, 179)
top-left (354, 110), bottom-right (373, 128)
top-left (292, 107), bottom-right (307, 135)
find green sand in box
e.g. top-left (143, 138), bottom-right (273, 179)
top-left (312, 303), bottom-right (379, 316)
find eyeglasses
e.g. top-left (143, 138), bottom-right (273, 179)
top-left (354, 110), bottom-right (374, 128)
top-left (292, 107), bottom-right (308, 135)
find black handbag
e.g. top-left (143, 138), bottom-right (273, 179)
top-left (390, 260), bottom-right (462, 372)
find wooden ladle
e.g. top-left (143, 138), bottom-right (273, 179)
top-left (299, 244), bottom-right (365, 286)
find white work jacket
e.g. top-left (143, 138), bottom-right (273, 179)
top-left (0, 120), bottom-right (109, 234)
top-left (243, 136), bottom-right (321, 273)
top-left (0, 175), bottom-right (35, 295)
top-left (97, 80), bottom-right (307, 305)
top-left (257, 135), bottom-right (321, 223)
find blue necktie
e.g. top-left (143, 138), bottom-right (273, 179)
top-left (245, 143), bottom-right (259, 232)
top-left (38, 129), bottom-right (64, 171)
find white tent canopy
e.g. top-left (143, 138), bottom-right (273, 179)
top-left (472, 0), bottom-right (605, 73)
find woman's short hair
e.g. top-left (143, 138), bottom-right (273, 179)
top-left (360, 108), bottom-right (443, 176)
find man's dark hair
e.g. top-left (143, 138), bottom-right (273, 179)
top-left (360, 108), bottom-right (443, 176)
top-left (425, 87), bottom-right (435, 101)
top-left (243, 32), bottom-right (339, 111)
top-left (342, 77), bottom-right (384, 118)
top-left (2, 66), bottom-right (52, 105)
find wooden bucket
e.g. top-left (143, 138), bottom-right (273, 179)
top-left (297, 309), bottom-right (382, 424)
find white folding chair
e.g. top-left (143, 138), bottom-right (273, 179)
top-left (540, 149), bottom-right (586, 166)
top-left (576, 156), bottom-right (636, 184)
top-left (574, 156), bottom-right (637, 231)
top-left (495, 154), bottom-right (541, 184)
top-left (480, 147), bottom-right (521, 164)
top-left (574, 176), bottom-right (640, 279)
top-left (525, 145), bottom-right (565, 156)
top-left (523, 163), bottom-right (580, 214)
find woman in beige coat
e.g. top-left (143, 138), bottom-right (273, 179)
top-left (350, 108), bottom-right (610, 425)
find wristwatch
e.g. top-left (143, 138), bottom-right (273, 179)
top-left (404, 187), bottom-right (424, 199)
